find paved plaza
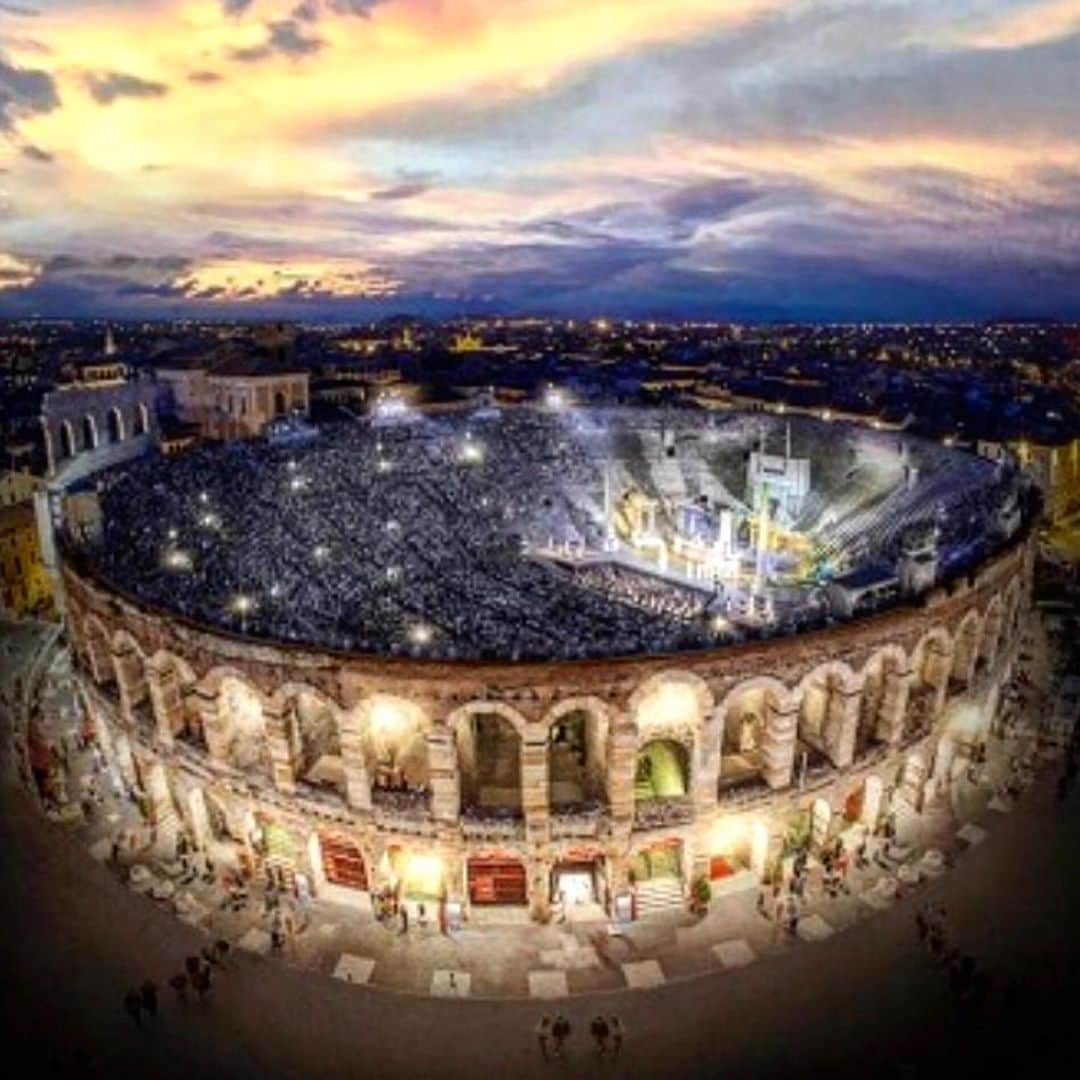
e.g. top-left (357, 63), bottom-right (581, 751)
top-left (2, 614), bottom-right (1079, 1076)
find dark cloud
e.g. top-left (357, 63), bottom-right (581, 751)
top-left (291, 1), bottom-right (319, 22)
top-left (327, 0), bottom-right (386, 16)
top-left (0, 53), bottom-right (58, 132)
top-left (85, 71), bottom-right (169, 105)
top-left (370, 181), bottom-right (430, 201)
top-left (188, 70), bottom-right (224, 84)
top-left (232, 18), bottom-right (324, 61)
top-left (0, 3), bottom-right (39, 15)
top-left (221, 0), bottom-right (253, 15)
top-left (20, 143), bottom-right (52, 163)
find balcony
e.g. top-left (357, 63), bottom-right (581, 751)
top-left (550, 801), bottom-right (609, 839)
top-left (461, 804), bottom-right (525, 841)
top-left (371, 787), bottom-right (436, 836)
top-left (633, 795), bottom-right (695, 831)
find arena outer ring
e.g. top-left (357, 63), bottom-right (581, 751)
top-left (59, 528), bottom-right (1033, 931)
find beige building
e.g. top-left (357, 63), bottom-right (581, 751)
top-left (156, 352), bottom-right (310, 440)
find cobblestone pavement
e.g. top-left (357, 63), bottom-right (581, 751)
top-left (2, 614), bottom-right (1078, 1078)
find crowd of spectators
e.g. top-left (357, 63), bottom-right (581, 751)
top-left (81, 407), bottom-right (1020, 661)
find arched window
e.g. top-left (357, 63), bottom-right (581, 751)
top-left (134, 402), bottom-right (150, 437)
top-left (59, 421), bottom-right (76, 460)
top-left (82, 414), bottom-right (98, 451)
top-left (107, 406), bottom-right (125, 443)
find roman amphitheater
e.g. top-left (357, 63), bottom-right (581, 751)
top-left (58, 407), bottom-right (1036, 926)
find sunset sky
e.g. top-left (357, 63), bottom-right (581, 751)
top-left (1, 0), bottom-right (1078, 320)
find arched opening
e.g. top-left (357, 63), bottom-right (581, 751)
top-left (357, 695), bottom-right (431, 813)
top-left (150, 654), bottom-right (199, 745)
top-left (467, 852), bottom-right (527, 907)
top-left (107, 405), bottom-right (125, 443)
top-left (719, 687), bottom-right (775, 792)
top-left (254, 812), bottom-right (297, 891)
top-left (951, 614), bottom-right (981, 690)
top-left (286, 690), bottom-right (342, 794)
top-left (858, 650), bottom-right (904, 755)
top-left (548, 706), bottom-right (608, 811)
top-left (113, 632), bottom-right (150, 723)
top-left (629, 837), bottom-right (684, 889)
top-left (907, 632), bottom-right (951, 737)
top-left (457, 711), bottom-right (522, 818)
top-left (635, 738), bottom-right (689, 799)
top-left (274, 390), bottom-right (288, 416)
top-left (82, 414), bottom-right (98, 451)
top-left (218, 677), bottom-right (267, 774)
top-left (59, 420), bottom-right (76, 460)
top-left (317, 830), bottom-right (367, 891)
top-left (134, 402), bottom-right (150, 437)
top-left (797, 670), bottom-right (837, 770)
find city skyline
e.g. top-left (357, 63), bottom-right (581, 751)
top-left (1, 0), bottom-right (1078, 322)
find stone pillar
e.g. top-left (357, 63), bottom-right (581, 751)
top-left (147, 666), bottom-right (182, 750)
top-left (810, 798), bottom-right (831, 849)
top-left (264, 703), bottom-right (297, 795)
top-left (196, 688), bottom-right (231, 764)
top-left (761, 699), bottom-right (798, 789)
top-left (607, 722), bottom-right (638, 840)
top-left (861, 774), bottom-right (884, 829)
top-left (877, 667), bottom-right (911, 745)
top-left (339, 711), bottom-right (371, 812)
top-left (898, 755), bottom-right (926, 808)
top-left (188, 788), bottom-right (210, 850)
top-left (692, 711), bottom-right (722, 816)
top-left (825, 684), bottom-right (860, 768)
top-left (922, 643), bottom-right (952, 719)
top-left (954, 629), bottom-right (978, 688)
top-left (112, 645), bottom-right (146, 726)
top-left (528, 854), bottom-right (551, 922)
top-left (427, 728), bottom-right (460, 824)
top-left (522, 733), bottom-right (550, 844)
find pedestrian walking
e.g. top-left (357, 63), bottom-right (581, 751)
top-left (534, 1014), bottom-right (552, 1060)
top-left (168, 972), bottom-right (188, 1004)
top-left (590, 1015), bottom-right (610, 1055)
top-left (609, 1015), bottom-right (624, 1058)
top-left (139, 980), bottom-right (158, 1020)
top-left (184, 955), bottom-right (201, 980)
top-left (399, 904), bottom-right (409, 935)
top-left (552, 1014), bottom-right (571, 1059)
top-left (192, 965), bottom-right (211, 1004)
top-left (123, 988), bottom-right (143, 1028)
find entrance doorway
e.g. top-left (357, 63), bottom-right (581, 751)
top-left (320, 832), bottom-right (367, 891)
top-left (467, 856), bottom-right (527, 906)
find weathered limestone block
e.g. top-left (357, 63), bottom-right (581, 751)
top-left (877, 668), bottom-right (911, 745)
top-left (762, 702), bottom-right (798, 789)
top-left (522, 736), bottom-right (550, 843)
top-left (825, 686), bottom-right (860, 768)
top-left (427, 728), bottom-right (460, 824)
top-left (264, 704), bottom-right (296, 795)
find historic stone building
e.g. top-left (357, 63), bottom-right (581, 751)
top-left (61, 531), bottom-right (1033, 925)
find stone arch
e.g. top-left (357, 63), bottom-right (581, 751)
top-left (907, 626), bottom-right (953, 736)
top-left (271, 682), bottom-right (346, 791)
top-left (713, 676), bottom-right (795, 792)
top-left (628, 670), bottom-right (714, 738)
top-left (106, 405), bottom-right (125, 443)
top-left (197, 667), bottom-right (270, 772)
top-left (950, 609), bottom-right (983, 688)
top-left (447, 701), bottom-right (529, 816)
top-left (110, 629), bottom-right (151, 725)
top-left (349, 693), bottom-right (433, 789)
top-left (543, 696), bottom-right (611, 808)
top-left (858, 644), bottom-right (910, 748)
top-left (135, 401), bottom-right (150, 437)
top-left (147, 650), bottom-right (199, 745)
top-left (82, 414), bottom-right (98, 451)
top-left (794, 660), bottom-right (863, 769)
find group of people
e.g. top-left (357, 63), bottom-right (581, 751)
top-left (915, 902), bottom-right (992, 1006)
top-left (535, 1013), bottom-right (624, 1060)
top-left (123, 941), bottom-right (230, 1028)
top-left (88, 409), bottom-right (747, 661)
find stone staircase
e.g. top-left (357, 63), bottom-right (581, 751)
top-left (635, 876), bottom-right (684, 917)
